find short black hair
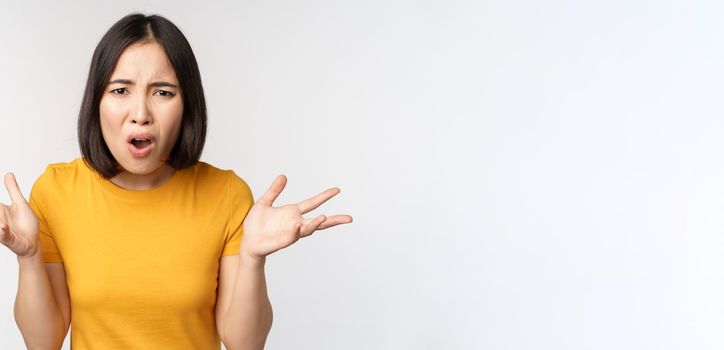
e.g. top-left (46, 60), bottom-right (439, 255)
top-left (78, 13), bottom-right (207, 179)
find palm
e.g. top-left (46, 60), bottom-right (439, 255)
top-left (240, 175), bottom-right (353, 258)
top-left (0, 173), bottom-right (40, 257)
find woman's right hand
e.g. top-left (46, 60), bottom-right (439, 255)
top-left (0, 173), bottom-right (40, 258)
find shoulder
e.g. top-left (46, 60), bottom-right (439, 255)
top-left (33, 157), bottom-right (86, 189)
top-left (30, 157), bottom-right (87, 206)
top-left (195, 161), bottom-right (250, 188)
top-left (40, 157), bottom-right (93, 177)
top-left (195, 161), bottom-right (254, 204)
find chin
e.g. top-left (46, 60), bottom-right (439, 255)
top-left (118, 158), bottom-right (163, 175)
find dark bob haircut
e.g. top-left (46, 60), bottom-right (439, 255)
top-left (78, 13), bottom-right (206, 179)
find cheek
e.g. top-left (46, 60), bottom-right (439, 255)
top-left (98, 99), bottom-right (125, 145)
top-left (163, 101), bottom-right (184, 136)
top-left (99, 97), bottom-right (126, 119)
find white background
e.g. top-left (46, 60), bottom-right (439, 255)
top-left (2, 0), bottom-right (724, 349)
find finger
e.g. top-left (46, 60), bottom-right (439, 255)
top-left (282, 222), bottom-right (302, 247)
top-left (257, 175), bottom-right (287, 207)
top-left (303, 215), bottom-right (352, 226)
top-left (0, 222), bottom-right (15, 247)
top-left (299, 215), bottom-right (327, 238)
top-left (316, 215), bottom-right (353, 230)
top-left (4, 173), bottom-right (28, 205)
top-left (0, 203), bottom-right (8, 221)
top-left (297, 187), bottom-right (340, 214)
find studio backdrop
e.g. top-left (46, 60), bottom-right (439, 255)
top-left (2, 1), bottom-right (724, 349)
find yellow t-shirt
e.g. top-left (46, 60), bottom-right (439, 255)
top-left (27, 157), bottom-right (254, 349)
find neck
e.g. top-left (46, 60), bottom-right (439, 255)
top-left (110, 164), bottom-right (176, 191)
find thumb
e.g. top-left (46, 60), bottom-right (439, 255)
top-left (4, 173), bottom-right (28, 205)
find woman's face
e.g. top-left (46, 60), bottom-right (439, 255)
top-left (99, 40), bottom-right (183, 176)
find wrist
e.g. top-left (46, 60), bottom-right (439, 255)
top-left (240, 250), bottom-right (266, 268)
top-left (17, 249), bottom-right (42, 265)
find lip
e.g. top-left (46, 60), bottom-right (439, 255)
top-left (127, 132), bottom-right (156, 158)
top-left (128, 141), bottom-right (154, 158)
top-left (127, 133), bottom-right (156, 143)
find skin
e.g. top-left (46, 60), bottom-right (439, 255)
top-left (100, 40), bottom-right (183, 191)
top-left (2, 37), bottom-right (353, 349)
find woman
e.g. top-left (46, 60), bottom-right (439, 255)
top-left (0, 13), bottom-right (352, 349)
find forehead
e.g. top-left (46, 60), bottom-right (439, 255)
top-left (110, 41), bottom-right (178, 81)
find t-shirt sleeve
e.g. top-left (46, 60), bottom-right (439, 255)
top-left (221, 170), bottom-right (254, 256)
top-left (27, 167), bottom-right (63, 263)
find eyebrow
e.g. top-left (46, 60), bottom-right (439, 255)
top-left (107, 79), bottom-right (178, 88)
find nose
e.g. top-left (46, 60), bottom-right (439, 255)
top-left (131, 94), bottom-right (153, 125)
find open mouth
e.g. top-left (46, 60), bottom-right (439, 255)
top-left (130, 138), bottom-right (153, 149)
top-left (126, 133), bottom-right (156, 158)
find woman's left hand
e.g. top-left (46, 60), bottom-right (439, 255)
top-left (240, 175), bottom-right (353, 260)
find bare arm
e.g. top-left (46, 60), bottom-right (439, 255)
top-left (217, 254), bottom-right (273, 350)
top-left (14, 252), bottom-right (69, 349)
top-left (2, 173), bottom-right (69, 349)
top-left (217, 175), bottom-right (352, 349)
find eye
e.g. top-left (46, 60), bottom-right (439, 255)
top-left (110, 87), bottom-right (128, 95)
top-left (154, 90), bottom-right (175, 97)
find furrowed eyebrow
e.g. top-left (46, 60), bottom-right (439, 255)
top-left (107, 79), bottom-right (178, 88)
